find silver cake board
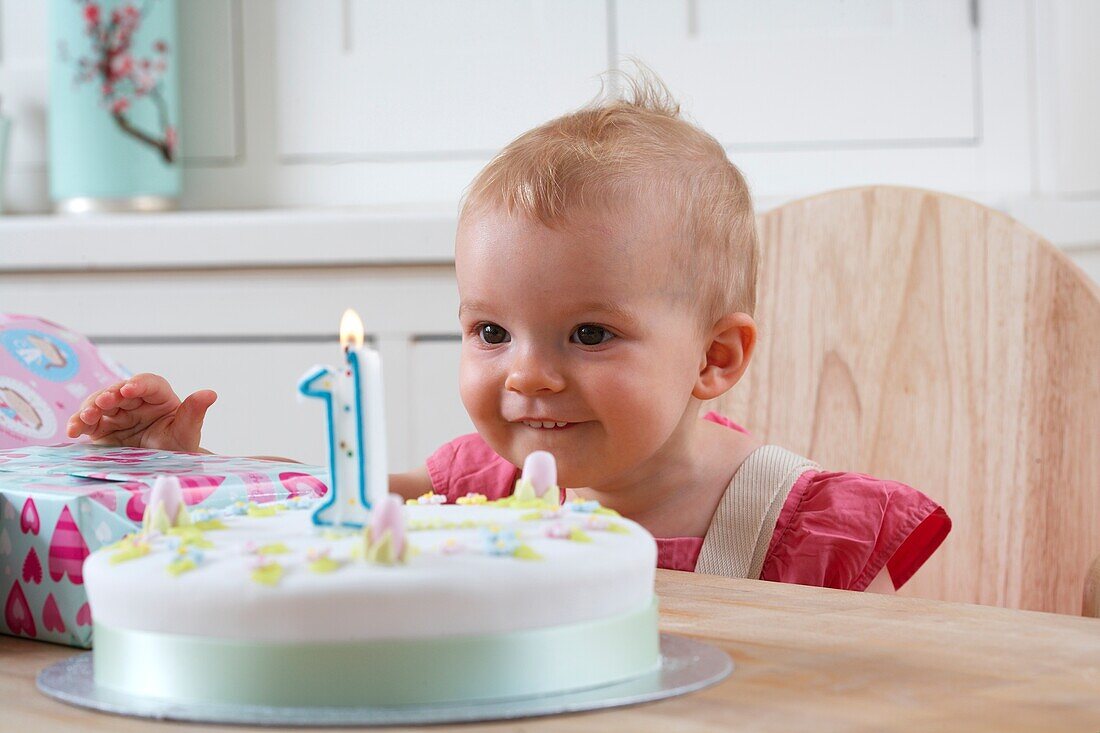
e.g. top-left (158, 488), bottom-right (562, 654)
top-left (37, 633), bottom-right (732, 726)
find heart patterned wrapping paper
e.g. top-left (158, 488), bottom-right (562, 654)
top-left (0, 444), bottom-right (329, 647)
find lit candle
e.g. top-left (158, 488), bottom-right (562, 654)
top-left (298, 309), bottom-right (388, 527)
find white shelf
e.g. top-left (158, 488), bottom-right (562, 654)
top-left (0, 207), bottom-right (460, 271)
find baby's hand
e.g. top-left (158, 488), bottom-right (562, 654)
top-left (66, 373), bottom-right (217, 452)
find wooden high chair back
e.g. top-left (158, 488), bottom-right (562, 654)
top-left (713, 186), bottom-right (1100, 615)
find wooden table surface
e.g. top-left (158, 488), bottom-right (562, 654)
top-left (3, 570), bottom-right (1099, 732)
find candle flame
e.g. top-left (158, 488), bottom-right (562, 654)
top-left (340, 309), bottom-right (365, 350)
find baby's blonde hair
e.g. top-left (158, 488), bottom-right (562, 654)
top-left (461, 67), bottom-right (759, 322)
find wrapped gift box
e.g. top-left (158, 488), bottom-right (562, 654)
top-left (0, 444), bottom-right (329, 647)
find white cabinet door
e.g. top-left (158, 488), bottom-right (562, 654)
top-left (274, 0), bottom-right (610, 157)
top-left (408, 337), bottom-right (475, 465)
top-left (617, 0), bottom-right (977, 145)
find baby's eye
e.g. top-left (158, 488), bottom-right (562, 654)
top-left (571, 325), bottom-right (614, 347)
top-left (477, 323), bottom-right (510, 345)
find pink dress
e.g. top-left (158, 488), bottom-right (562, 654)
top-left (426, 412), bottom-right (951, 592)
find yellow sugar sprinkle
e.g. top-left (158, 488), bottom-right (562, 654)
top-left (251, 562), bottom-right (284, 586)
top-left (308, 556), bottom-right (342, 574)
top-left (247, 504), bottom-right (279, 518)
top-left (166, 557), bottom-right (197, 576)
top-left (109, 542), bottom-right (150, 565)
top-left (513, 544), bottom-right (543, 561)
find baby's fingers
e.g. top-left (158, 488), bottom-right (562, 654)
top-left (66, 405), bottom-right (102, 438)
top-left (93, 385), bottom-right (125, 415)
top-left (118, 373), bottom-right (176, 405)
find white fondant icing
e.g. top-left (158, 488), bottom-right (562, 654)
top-left (85, 503), bottom-right (656, 643)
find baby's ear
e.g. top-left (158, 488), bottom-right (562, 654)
top-left (692, 313), bottom-right (757, 400)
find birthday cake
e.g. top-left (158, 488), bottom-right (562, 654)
top-left (82, 459), bottom-right (659, 707)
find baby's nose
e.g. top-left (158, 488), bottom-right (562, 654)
top-left (504, 348), bottom-right (566, 395)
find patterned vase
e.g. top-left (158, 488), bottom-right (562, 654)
top-left (48, 0), bottom-right (181, 214)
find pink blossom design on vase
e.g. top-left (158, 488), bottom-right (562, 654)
top-left (20, 497), bottom-right (40, 535)
top-left (76, 602), bottom-right (92, 627)
top-left (62, 1), bottom-right (177, 162)
top-left (4, 581), bottom-right (36, 638)
top-left (177, 474), bottom-right (224, 505)
top-left (42, 594), bottom-right (66, 633)
top-left (279, 471), bottom-right (329, 500)
top-left (22, 547), bottom-right (43, 585)
top-left (48, 506), bottom-right (90, 585)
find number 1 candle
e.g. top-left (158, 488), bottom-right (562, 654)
top-left (298, 309), bottom-right (388, 527)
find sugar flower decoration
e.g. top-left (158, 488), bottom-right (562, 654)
top-left (481, 527), bottom-right (520, 556)
top-left (411, 491), bottom-right (447, 505)
top-left (251, 558), bottom-right (284, 586)
top-left (440, 537), bottom-right (465, 555)
top-left (166, 547), bottom-right (204, 577)
top-left (545, 523), bottom-right (572, 540)
top-left (568, 499), bottom-right (601, 513)
top-left (306, 547), bottom-right (342, 574)
top-left (584, 515), bottom-right (610, 531)
top-left (142, 475), bottom-right (192, 533)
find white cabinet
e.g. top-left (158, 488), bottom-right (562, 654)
top-left (274, 0), bottom-right (610, 158)
top-left (100, 337), bottom-right (471, 471)
top-left (408, 337), bottom-right (474, 463)
top-left (100, 341), bottom-right (339, 466)
top-left (617, 0), bottom-right (977, 145)
top-left (1, 249), bottom-right (471, 472)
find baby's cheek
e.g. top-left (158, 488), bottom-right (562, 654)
top-left (458, 356), bottom-right (498, 424)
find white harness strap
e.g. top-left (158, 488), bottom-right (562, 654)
top-left (694, 445), bottom-right (819, 579)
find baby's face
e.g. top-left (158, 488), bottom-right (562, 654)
top-left (455, 204), bottom-right (708, 489)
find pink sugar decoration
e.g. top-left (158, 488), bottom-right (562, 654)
top-left (369, 494), bottom-right (406, 558)
top-left (521, 451), bottom-right (557, 497)
top-left (146, 475), bottom-right (183, 524)
top-left (546, 523), bottom-right (571, 540)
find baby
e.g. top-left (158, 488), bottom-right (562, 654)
top-left (68, 74), bottom-right (950, 594)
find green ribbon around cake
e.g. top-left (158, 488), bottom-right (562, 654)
top-left (92, 600), bottom-right (660, 707)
